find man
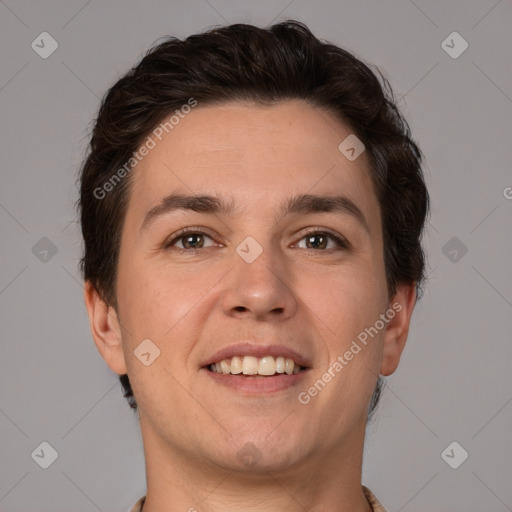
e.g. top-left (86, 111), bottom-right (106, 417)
top-left (79, 20), bottom-right (429, 512)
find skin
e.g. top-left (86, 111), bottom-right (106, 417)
top-left (84, 100), bottom-right (416, 512)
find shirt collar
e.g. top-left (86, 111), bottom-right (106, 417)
top-left (130, 486), bottom-right (386, 512)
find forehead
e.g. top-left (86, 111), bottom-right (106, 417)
top-left (126, 100), bottom-right (379, 229)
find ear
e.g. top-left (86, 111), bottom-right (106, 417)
top-left (380, 283), bottom-right (417, 376)
top-left (84, 281), bottom-right (127, 375)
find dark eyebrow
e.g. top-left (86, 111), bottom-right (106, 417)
top-left (140, 194), bottom-right (237, 232)
top-left (280, 194), bottom-right (370, 233)
top-left (140, 193), bottom-right (370, 234)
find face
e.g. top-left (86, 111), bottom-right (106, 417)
top-left (86, 99), bottom-right (415, 475)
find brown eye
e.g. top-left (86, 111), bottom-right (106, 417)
top-left (305, 233), bottom-right (328, 249)
top-left (297, 230), bottom-right (349, 250)
top-left (164, 230), bottom-right (216, 251)
top-left (180, 233), bottom-right (205, 249)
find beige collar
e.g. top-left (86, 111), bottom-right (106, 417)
top-left (130, 486), bottom-right (386, 512)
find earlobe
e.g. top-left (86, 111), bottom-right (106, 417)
top-left (380, 283), bottom-right (417, 376)
top-left (83, 281), bottom-right (128, 375)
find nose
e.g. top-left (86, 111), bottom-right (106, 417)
top-left (221, 243), bottom-right (298, 322)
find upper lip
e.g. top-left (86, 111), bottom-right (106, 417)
top-left (201, 342), bottom-right (312, 369)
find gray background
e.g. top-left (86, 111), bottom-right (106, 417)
top-left (1, 0), bottom-right (511, 511)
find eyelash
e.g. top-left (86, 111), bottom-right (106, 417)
top-left (163, 227), bottom-right (350, 254)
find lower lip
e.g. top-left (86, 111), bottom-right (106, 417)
top-left (201, 368), bottom-right (309, 394)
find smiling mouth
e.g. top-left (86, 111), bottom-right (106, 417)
top-left (206, 355), bottom-right (307, 376)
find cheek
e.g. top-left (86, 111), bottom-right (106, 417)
top-left (117, 256), bottom-right (194, 330)
top-left (298, 265), bottom-right (385, 405)
top-left (116, 265), bottom-right (208, 424)
top-left (117, 259), bottom-right (221, 367)
top-left (299, 263), bottom-right (386, 339)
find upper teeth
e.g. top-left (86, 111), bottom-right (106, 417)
top-left (209, 356), bottom-right (303, 376)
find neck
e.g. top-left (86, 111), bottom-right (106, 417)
top-left (139, 416), bottom-right (373, 512)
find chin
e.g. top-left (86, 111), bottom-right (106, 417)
top-left (215, 447), bottom-right (306, 475)
top-left (208, 428), bottom-right (308, 472)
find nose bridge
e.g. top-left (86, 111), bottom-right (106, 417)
top-left (221, 234), bottom-right (298, 320)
